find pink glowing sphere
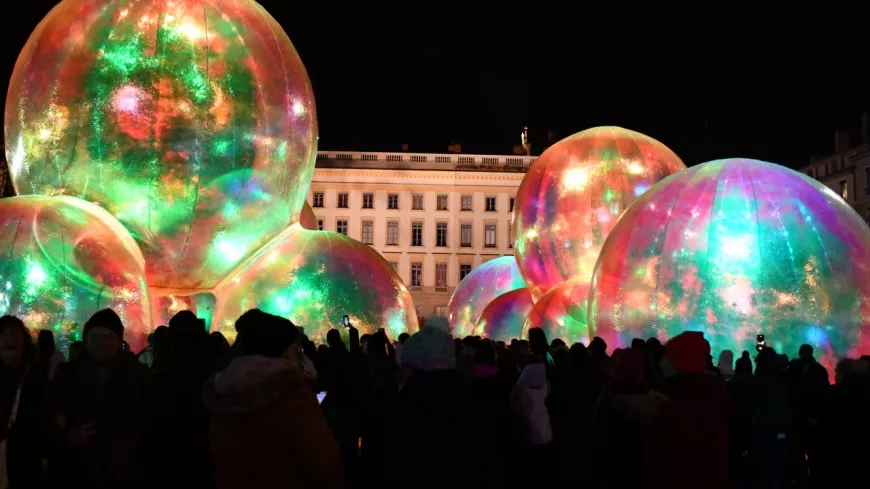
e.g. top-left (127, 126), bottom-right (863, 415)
top-left (0, 196), bottom-right (152, 351)
top-left (473, 288), bottom-right (535, 342)
top-left (212, 225), bottom-right (418, 344)
top-left (513, 126), bottom-right (685, 300)
top-left (447, 256), bottom-right (526, 337)
top-left (299, 201), bottom-right (318, 230)
top-left (589, 158), bottom-right (870, 373)
top-left (522, 277), bottom-right (591, 346)
top-left (6, 0), bottom-right (317, 290)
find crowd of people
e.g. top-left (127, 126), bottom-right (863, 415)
top-left (1, 308), bottom-right (869, 489)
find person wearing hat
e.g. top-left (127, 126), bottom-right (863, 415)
top-left (203, 309), bottom-right (344, 489)
top-left (49, 308), bottom-right (150, 489)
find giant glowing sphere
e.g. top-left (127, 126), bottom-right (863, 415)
top-left (589, 158), bottom-right (870, 372)
top-left (522, 277), bottom-right (591, 346)
top-left (513, 127), bottom-right (685, 299)
top-left (0, 196), bottom-right (152, 351)
top-left (473, 288), bottom-right (534, 342)
top-left (447, 256), bottom-right (525, 337)
top-left (5, 0), bottom-right (318, 290)
top-left (299, 201), bottom-right (318, 230)
top-left (212, 225), bottom-right (418, 343)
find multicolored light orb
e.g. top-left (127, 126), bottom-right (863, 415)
top-left (299, 201), bottom-right (318, 230)
top-left (447, 256), bottom-right (526, 337)
top-left (473, 288), bottom-right (535, 343)
top-left (522, 276), bottom-right (591, 346)
top-left (589, 158), bottom-right (870, 372)
top-left (5, 0), bottom-right (317, 290)
top-left (212, 225), bottom-right (418, 344)
top-left (0, 196), bottom-right (152, 351)
top-left (513, 126), bottom-right (685, 299)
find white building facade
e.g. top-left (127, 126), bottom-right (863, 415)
top-left (308, 150), bottom-right (534, 317)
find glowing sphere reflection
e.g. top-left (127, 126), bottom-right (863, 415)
top-left (513, 127), bottom-right (685, 299)
top-left (213, 226), bottom-right (418, 343)
top-left (6, 0), bottom-right (317, 290)
top-left (522, 277), bottom-right (591, 346)
top-left (299, 201), bottom-right (318, 230)
top-left (0, 196), bottom-right (152, 351)
top-left (589, 158), bottom-right (870, 372)
top-left (473, 288), bottom-right (534, 342)
top-left (447, 256), bottom-right (525, 337)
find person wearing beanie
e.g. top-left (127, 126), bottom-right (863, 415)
top-left (383, 327), bottom-right (501, 489)
top-left (50, 308), bottom-right (149, 488)
top-left (647, 332), bottom-right (731, 489)
top-left (202, 310), bottom-right (344, 489)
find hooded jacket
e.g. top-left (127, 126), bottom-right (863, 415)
top-left (510, 362), bottom-right (552, 445)
top-left (202, 355), bottom-right (344, 489)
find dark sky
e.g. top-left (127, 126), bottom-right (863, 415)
top-left (3, 1), bottom-right (869, 168)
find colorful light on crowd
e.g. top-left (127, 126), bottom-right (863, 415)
top-left (0, 196), bottom-right (152, 351)
top-left (447, 256), bottom-right (526, 337)
top-left (522, 277), bottom-right (591, 346)
top-left (212, 225), bottom-right (418, 343)
top-left (5, 0), bottom-right (318, 291)
top-left (473, 288), bottom-right (535, 343)
top-left (513, 126), bottom-right (685, 299)
top-left (589, 158), bottom-right (870, 372)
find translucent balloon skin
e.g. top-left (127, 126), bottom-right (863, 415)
top-left (213, 225), bottom-right (419, 344)
top-left (522, 276), bottom-right (591, 346)
top-left (473, 288), bottom-right (534, 343)
top-left (0, 196), bottom-right (152, 351)
top-left (513, 127), bottom-right (685, 299)
top-left (447, 256), bottom-right (526, 337)
top-left (6, 0), bottom-right (318, 290)
top-left (590, 158), bottom-right (870, 374)
top-left (299, 201), bottom-right (318, 230)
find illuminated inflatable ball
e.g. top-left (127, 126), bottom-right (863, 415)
top-left (446, 256), bottom-right (526, 337)
top-left (589, 158), bottom-right (870, 374)
top-left (212, 225), bottom-right (418, 344)
top-left (513, 126), bottom-right (685, 300)
top-left (522, 276), bottom-right (591, 346)
top-left (0, 195), bottom-right (152, 351)
top-left (473, 288), bottom-right (535, 343)
top-left (5, 0), bottom-right (318, 290)
top-left (299, 201), bottom-right (318, 230)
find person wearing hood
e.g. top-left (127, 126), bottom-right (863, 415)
top-left (717, 350), bottom-right (735, 381)
top-left (203, 310), bottom-right (344, 489)
top-left (647, 331), bottom-right (731, 489)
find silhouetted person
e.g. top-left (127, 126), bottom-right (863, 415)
top-left (0, 316), bottom-right (48, 488)
top-left (747, 347), bottom-right (790, 488)
top-left (36, 330), bottom-right (64, 380)
top-left (51, 309), bottom-right (149, 489)
top-left (322, 327), bottom-right (362, 480)
top-left (204, 309), bottom-right (344, 489)
top-left (735, 350), bottom-right (753, 376)
top-left (787, 343), bottom-right (830, 486)
top-left (208, 331), bottom-right (231, 373)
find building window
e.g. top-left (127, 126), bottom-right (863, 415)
top-left (388, 193), bottom-right (399, 210)
top-left (387, 221), bottom-right (399, 246)
top-left (435, 262), bottom-right (447, 287)
top-left (388, 261), bottom-right (398, 272)
top-left (840, 180), bottom-right (849, 200)
top-left (337, 219), bottom-right (348, 235)
top-left (460, 222), bottom-right (472, 247)
top-left (411, 262), bottom-right (423, 287)
top-left (362, 193), bottom-right (374, 209)
top-left (435, 306), bottom-right (448, 317)
top-left (312, 192), bottom-right (324, 208)
top-left (411, 222), bottom-right (423, 246)
top-left (485, 223), bottom-right (497, 247)
top-left (412, 194), bottom-right (424, 210)
top-left (436, 222), bottom-right (448, 247)
top-left (317, 219), bottom-right (323, 231)
top-left (361, 220), bottom-right (373, 245)
top-left (459, 264), bottom-right (472, 280)
top-left (337, 193), bottom-right (349, 208)
top-left (461, 195), bottom-right (473, 211)
top-left (437, 194), bottom-right (448, 211)
top-left (508, 221), bottom-right (513, 248)
top-left (485, 196), bottom-right (497, 212)
top-left (509, 197), bottom-right (515, 212)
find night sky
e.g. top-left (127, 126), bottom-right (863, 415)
top-left (3, 0), bottom-right (869, 168)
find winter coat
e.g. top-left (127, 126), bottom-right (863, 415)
top-left (203, 355), bottom-right (344, 489)
top-left (510, 362), bottom-right (552, 446)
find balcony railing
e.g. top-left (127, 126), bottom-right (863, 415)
top-left (316, 150), bottom-right (536, 172)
